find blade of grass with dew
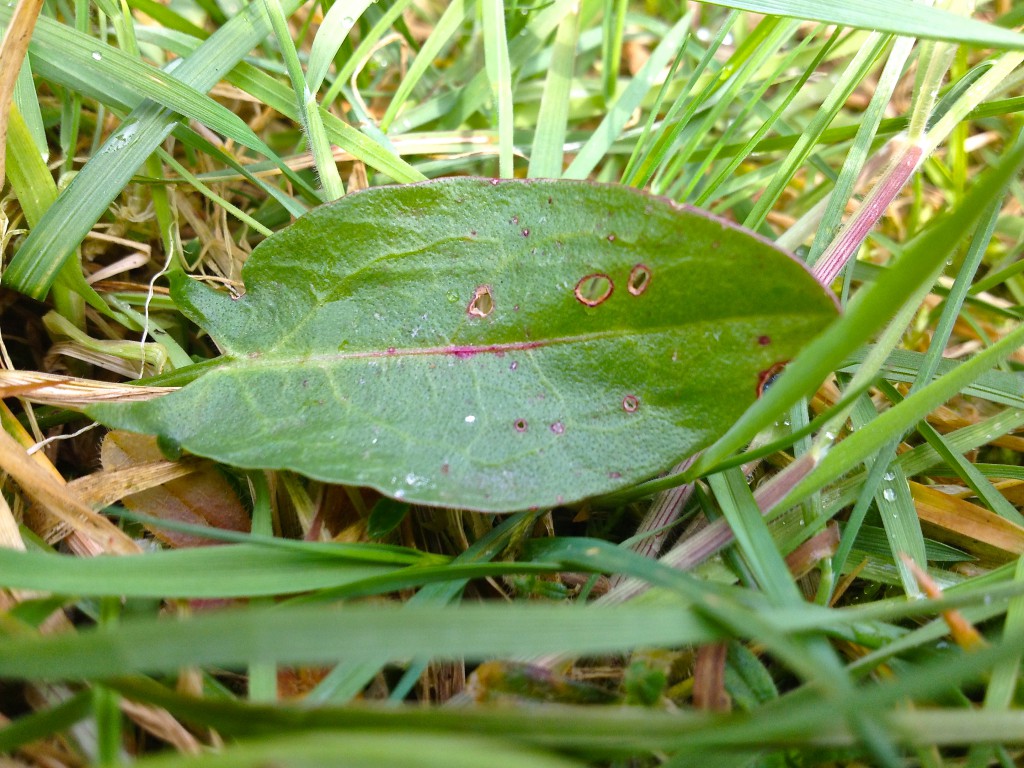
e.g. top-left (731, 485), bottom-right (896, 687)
top-left (686, 133), bottom-right (1024, 483)
top-left (708, 469), bottom-right (802, 603)
top-left (967, 555), bottom-right (1024, 768)
top-left (527, 6), bottom-right (578, 178)
top-left (263, 0), bottom-right (342, 200)
top-left (132, 732), bottom-right (590, 768)
top-left (1, 0), bottom-right (308, 300)
top-left (97, 674), bottom-right (1024, 753)
top-left (306, 511), bottom-right (545, 704)
top-left (389, 0), bottom-right (584, 134)
top-left (379, 0), bottom-right (468, 132)
top-left (12, 58), bottom-right (46, 160)
top-left (806, 35), bottom-right (916, 267)
top-left (599, 0), bottom-right (627, 104)
top-left (306, 0), bottom-right (373, 94)
top-left (703, 0), bottom-right (1024, 49)
top-left (565, 12), bottom-right (692, 180)
top-left (839, 347), bottom-right (1024, 409)
top-left (0, 604), bottom-right (731, 680)
top-left (324, 0), bottom-right (415, 104)
top-left (684, 23), bottom-right (828, 204)
top-left (622, 11), bottom-right (739, 189)
top-left (743, 31), bottom-right (890, 230)
top-left (781, 322), bottom-right (1024, 519)
top-left (633, 12), bottom-right (777, 192)
top-left (481, 0), bottom-right (514, 178)
top-left (0, 8), bottom-right (285, 163)
top-left (155, 148), bottom-right (273, 237)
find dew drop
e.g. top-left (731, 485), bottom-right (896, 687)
top-left (91, 51), bottom-right (102, 61)
top-left (509, 361), bottom-right (518, 371)
top-left (882, 488), bottom-right (896, 502)
top-left (574, 273), bottom-right (613, 306)
top-left (622, 394), bottom-right (640, 413)
top-left (550, 421), bottom-right (565, 434)
top-left (883, 472), bottom-right (895, 481)
top-left (465, 415), bottom-right (476, 423)
top-left (446, 289), bottom-right (459, 303)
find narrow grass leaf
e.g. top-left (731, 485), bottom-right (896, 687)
top-left (527, 7), bottom-right (579, 178)
top-left (565, 13), bottom-right (691, 180)
top-left (481, 0), bottom-right (514, 178)
top-left (688, 133), bottom-right (1024, 481)
top-left (0, 603), bottom-right (726, 680)
top-left (1, 0), bottom-right (307, 300)
top-left (704, 0), bottom-right (1024, 49)
top-left (380, 0), bottom-right (468, 132)
top-left (306, 0), bottom-right (374, 93)
top-left (132, 731), bottom-right (587, 768)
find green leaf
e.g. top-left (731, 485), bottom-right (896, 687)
top-left (89, 178), bottom-right (837, 512)
top-left (703, 0), bottom-right (1024, 49)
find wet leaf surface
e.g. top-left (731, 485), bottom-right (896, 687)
top-left (89, 178), bottom-right (838, 512)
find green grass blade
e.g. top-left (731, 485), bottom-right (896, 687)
top-left (702, 0), bottom-right (1024, 48)
top-left (527, 7), bottom-right (578, 178)
top-left (564, 12), bottom-right (691, 179)
top-left (380, 0), bottom-right (468, 132)
top-left (688, 132), bottom-right (1024, 481)
top-left (481, 0), bottom-right (515, 178)
top-left (306, 0), bottom-right (373, 93)
top-left (1, 0), bottom-right (306, 300)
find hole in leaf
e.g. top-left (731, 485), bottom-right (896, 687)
top-left (522, 228), bottom-right (530, 237)
top-left (467, 285), bottom-right (494, 318)
top-left (574, 274), bottom-right (613, 306)
top-left (756, 361), bottom-right (789, 397)
top-left (513, 418), bottom-right (528, 432)
top-left (622, 394), bottom-right (640, 413)
top-left (628, 265), bottom-right (651, 296)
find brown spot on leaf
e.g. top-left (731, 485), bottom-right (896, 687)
top-left (575, 273), bottom-right (613, 306)
top-left (468, 285), bottom-right (494, 318)
top-left (628, 264), bottom-right (651, 296)
top-left (756, 361), bottom-right (789, 397)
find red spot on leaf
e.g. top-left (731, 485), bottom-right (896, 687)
top-left (758, 335), bottom-right (772, 346)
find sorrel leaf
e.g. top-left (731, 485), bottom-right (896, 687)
top-left (89, 178), bottom-right (837, 512)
